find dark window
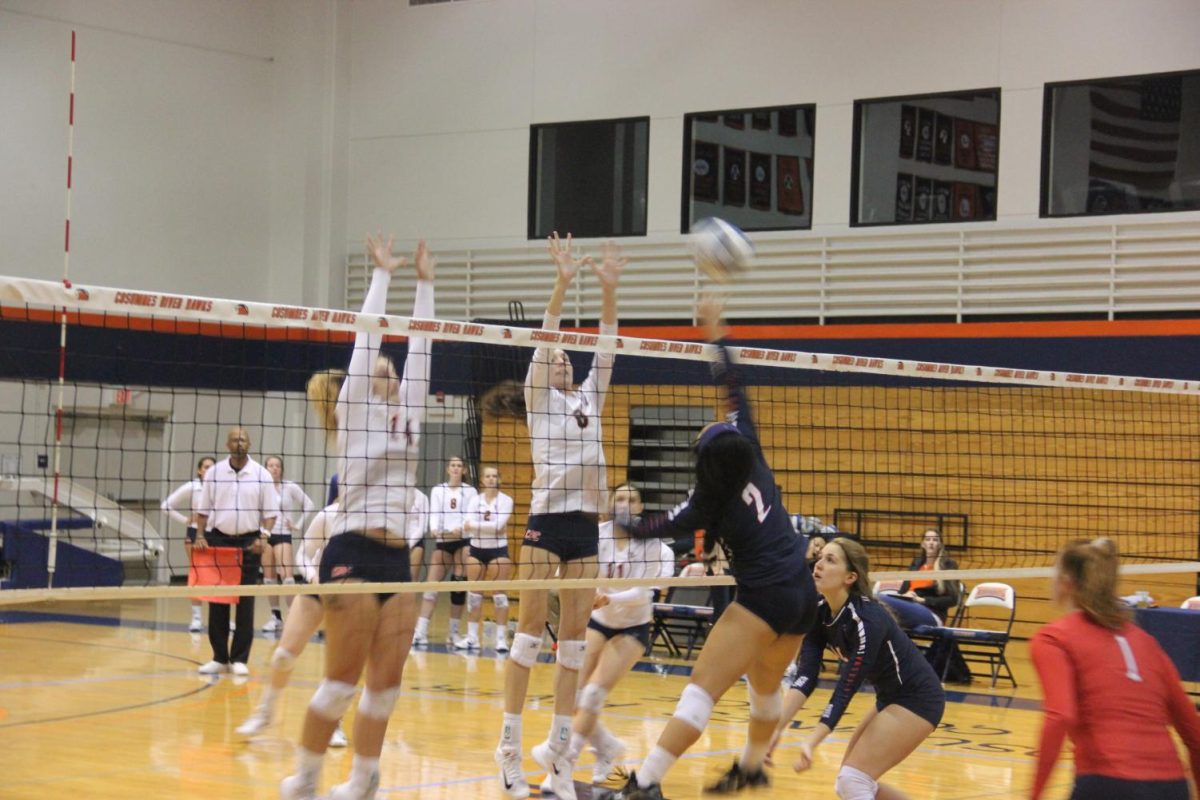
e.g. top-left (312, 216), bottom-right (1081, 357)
top-left (852, 88), bottom-right (1000, 226)
top-left (1042, 70), bottom-right (1200, 217)
top-left (681, 104), bottom-right (816, 233)
top-left (528, 117), bottom-right (649, 239)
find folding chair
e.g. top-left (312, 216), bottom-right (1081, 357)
top-left (650, 585), bottom-right (714, 660)
top-left (872, 579), bottom-right (903, 597)
top-left (922, 582), bottom-right (1017, 687)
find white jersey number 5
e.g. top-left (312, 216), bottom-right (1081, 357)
top-left (741, 483), bottom-right (771, 523)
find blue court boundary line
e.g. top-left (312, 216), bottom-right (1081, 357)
top-left (0, 607), bottom-right (1043, 712)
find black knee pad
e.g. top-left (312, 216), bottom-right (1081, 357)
top-left (450, 574), bottom-right (466, 606)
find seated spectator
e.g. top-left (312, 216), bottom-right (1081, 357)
top-left (899, 529), bottom-right (961, 621)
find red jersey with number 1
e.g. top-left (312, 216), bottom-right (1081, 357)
top-left (1030, 610), bottom-right (1200, 799)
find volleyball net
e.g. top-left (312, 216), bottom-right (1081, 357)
top-left (1, 273), bottom-right (1198, 615)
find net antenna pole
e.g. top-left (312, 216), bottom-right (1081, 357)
top-left (48, 30), bottom-right (78, 589)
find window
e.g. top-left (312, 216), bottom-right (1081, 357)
top-left (528, 116), bottom-right (649, 239)
top-left (852, 88), bottom-right (1000, 226)
top-left (681, 104), bottom-right (815, 233)
top-left (1042, 70), bottom-right (1200, 217)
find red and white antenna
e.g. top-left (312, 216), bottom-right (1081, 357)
top-left (48, 30), bottom-right (77, 589)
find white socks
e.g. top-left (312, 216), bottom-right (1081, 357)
top-left (638, 746), bottom-right (677, 787)
top-left (500, 712), bottom-right (522, 752)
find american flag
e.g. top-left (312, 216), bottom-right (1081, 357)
top-left (1088, 76), bottom-right (1182, 201)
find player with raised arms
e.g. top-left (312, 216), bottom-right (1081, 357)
top-left (280, 234), bottom-right (435, 800)
top-left (494, 233), bottom-right (624, 800)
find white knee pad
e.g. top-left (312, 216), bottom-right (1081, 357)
top-left (835, 765), bottom-right (878, 800)
top-left (508, 632), bottom-right (542, 668)
top-left (271, 646), bottom-right (298, 673)
top-left (556, 639), bottom-right (586, 671)
top-left (578, 683), bottom-right (608, 715)
top-left (747, 685), bottom-right (783, 721)
top-left (309, 679), bottom-right (357, 720)
top-left (283, 577), bottom-right (296, 585)
top-left (264, 577), bottom-right (279, 586)
top-left (357, 686), bottom-right (400, 721)
top-left (673, 683), bottom-right (714, 731)
top-left (467, 592), bottom-right (483, 613)
top-left (492, 593), bottom-right (509, 609)
top-left (422, 591), bottom-right (437, 603)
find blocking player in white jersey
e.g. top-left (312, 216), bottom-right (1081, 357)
top-left (538, 483), bottom-right (675, 792)
top-left (495, 233), bottom-right (625, 800)
top-left (455, 465), bottom-right (515, 651)
top-left (413, 456), bottom-right (478, 646)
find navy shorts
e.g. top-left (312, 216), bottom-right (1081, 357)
top-left (268, 533), bottom-right (292, 547)
top-left (319, 532), bottom-right (410, 602)
top-left (435, 539), bottom-right (469, 555)
top-left (587, 617), bottom-right (652, 650)
top-left (523, 512), bottom-right (600, 562)
top-left (877, 684), bottom-right (946, 728)
top-left (734, 576), bottom-right (819, 636)
top-left (1071, 776), bottom-right (1189, 800)
top-left (186, 526), bottom-right (198, 543)
top-left (469, 545), bottom-right (509, 565)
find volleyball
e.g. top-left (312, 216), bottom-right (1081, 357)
top-left (690, 217), bottom-right (754, 284)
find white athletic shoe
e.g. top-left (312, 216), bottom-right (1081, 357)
top-left (494, 631), bottom-right (509, 652)
top-left (262, 616), bottom-right (281, 633)
top-left (532, 740), bottom-right (577, 800)
top-left (494, 747), bottom-right (530, 799)
top-left (326, 771), bottom-right (379, 800)
top-left (235, 705), bottom-right (272, 737)
top-left (591, 735), bottom-right (626, 784)
top-left (189, 615), bottom-right (204, 633)
top-left (453, 634), bottom-right (480, 650)
top-left (279, 773), bottom-right (318, 800)
top-left (539, 774), bottom-right (554, 795)
top-left (329, 723), bottom-right (349, 748)
top-left (197, 660), bottom-right (228, 675)
top-left (411, 629), bottom-right (428, 647)
top-left (231, 662), bottom-right (250, 676)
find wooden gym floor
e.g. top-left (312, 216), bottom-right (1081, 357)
top-left (0, 597), bottom-right (1100, 799)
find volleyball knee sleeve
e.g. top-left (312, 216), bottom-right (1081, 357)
top-left (578, 683), bottom-right (607, 715)
top-left (672, 683), bottom-right (714, 731)
top-left (271, 646), bottom-right (298, 674)
top-left (556, 639), bottom-right (586, 671)
top-left (835, 765), bottom-right (878, 800)
top-left (450, 575), bottom-right (466, 606)
top-left (508, 632), bottom-right (542, 669)
top-left (357, 686), bottom-right (400, 721)
top-left (493, 593), bottom-right (509, 610)
top-left (467, 592), bottom-right (483, 613)
top-left (747, 685), bottom-right (783, 721)
top-left (309, 680), bottom-right (356, 720)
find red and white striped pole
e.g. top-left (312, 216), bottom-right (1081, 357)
top-left (48, 30), bottom-right (77, 588)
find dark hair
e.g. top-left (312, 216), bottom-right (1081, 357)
top-left (695, 431), bottom-right (755, 507)
top-left (197, 456), bottom-right (215, 470)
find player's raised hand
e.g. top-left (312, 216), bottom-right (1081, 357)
top-left (367, 233), bottom-right (406, 273)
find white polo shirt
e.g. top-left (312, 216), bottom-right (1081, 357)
top-left (197, 456), bottom-right (280, 535)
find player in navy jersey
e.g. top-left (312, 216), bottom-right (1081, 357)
top-left (775, 537), bottom-right (944, 800)
top-left (618, 295), bottom-right (819, 799)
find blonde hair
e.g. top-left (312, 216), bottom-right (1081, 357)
top-left (829, 538), bottom-right (872, 597)
top-left (306, 369), bottom-right (346, 442)
top-left (1058, 538), bottom-right (1131, 630)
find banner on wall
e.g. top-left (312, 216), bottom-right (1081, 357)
top-left (916, 108), bottom-right (935, 162)
top-left (777, 155), bottom-right (805, 215)
top-left (751, 110), bottom-right (772, 130)
top-left (724, 113), bottom-right (745, 130)
top-left (915, 177), bottom-right (933, 221)
top-left (953, 182), bottom-right (978, 220)
top-left (933, 181), bottom-right (953, 221)
top-left (899, 105), bottom-right (916, 159)
top-left (778, 108), bottom-right (798, 137)
top-left (749, 152), bottom-right (772, 211)
top-left (975, 123), bottom-right (998, 172)
top-left (896, 173), bottom-right (914, 221)
top-left (934, 113), bottom-right (954, 165)
top-left (953, 119), bottom-right (976, 170)
top-left (692, 141), bottom-right (719, 203)
top-left (723, 147), bottom-right (746, 206)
